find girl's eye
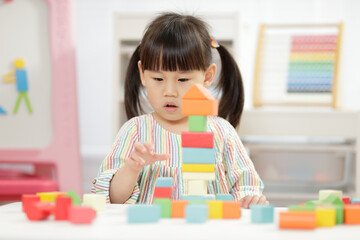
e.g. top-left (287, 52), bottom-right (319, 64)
top-left (178, 78), bottom-right (189, 82)
top-left (153, 78), bottom-right (163, 81)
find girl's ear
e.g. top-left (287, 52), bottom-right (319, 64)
top-left (138, 61), bottom-right (146, 86)
top-left (204, 64), bottom-right (216, 88)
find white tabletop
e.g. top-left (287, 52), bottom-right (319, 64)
top-left (0, 202), bottom-right (359, 240)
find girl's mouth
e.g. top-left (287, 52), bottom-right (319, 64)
top-left (164, 103), bottom-right (178, 112)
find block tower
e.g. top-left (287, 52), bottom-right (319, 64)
top-left (181, 84), bottom-right (218, 198)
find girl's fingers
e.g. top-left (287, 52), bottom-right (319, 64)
top-left (130, 151), bottom-right (145, 165)
top-left (134, 142), bottom-right (146, 154)
top-left (240, 196), bottom-right (252, 209)
top-left (143, 142), bottom-right (154, 154)
top-left (248, 195), bottom-right (260, 207)
top-left (258, 195), bottom-right (267, 204)
top-left (154, 153), bottom-right (170, 161)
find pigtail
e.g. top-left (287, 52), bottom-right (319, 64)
top-left (124, 45), bottom-right (143, 119)
top-left (216, 45), bottom-right (244, 128)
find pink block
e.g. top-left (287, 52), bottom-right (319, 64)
top-left (69, 206), bottom-right (96, 224)
top-left (22, 194), bottom-right (40, 213)
top-left (25, 202), bottom-right (54, 221)
top-left (154, 187), bottom-right (173, 198)
top-left (55, 197), bottom-right (72, 220)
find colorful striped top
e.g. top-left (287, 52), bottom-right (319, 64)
top-left (91, 113), bottom-right (264, 204)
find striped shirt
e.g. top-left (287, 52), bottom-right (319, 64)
top-left (91, 113), bottom-right (264, 204)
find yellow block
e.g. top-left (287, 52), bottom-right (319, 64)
top-left (36, 192), bottom-right (66, 202)
top-left (206, 200), bottom-right (223, 219)
top-left (182, 164), bottom-right (214, 173)
top-left (316, 207), bottom-right (336, 227)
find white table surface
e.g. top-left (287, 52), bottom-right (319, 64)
top-left (0, 202), bottom-right (359, 240)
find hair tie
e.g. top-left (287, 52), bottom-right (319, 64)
top-left (210, 35), bottom-right (220, 48)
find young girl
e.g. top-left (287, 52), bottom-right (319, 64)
top-left (92, 12), bottom-right (268, 208)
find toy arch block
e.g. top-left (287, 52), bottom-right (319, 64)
top-left (182, 84), bottom-right (215, 100)
top-left (182, 84), bottom-right (218, 116)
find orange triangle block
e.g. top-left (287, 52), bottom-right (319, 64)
top-left (182, 84), bottom-right (215, 100)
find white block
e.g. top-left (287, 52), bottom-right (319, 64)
top-left (183, 172), bottom-right (215, 180)
top-left (187, 180), bottom-right (208, 195)
top-left (83, 194), bottom-right (107, 211)
top-left (319, 190), bottom-right (343, 201)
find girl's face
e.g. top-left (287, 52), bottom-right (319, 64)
top-left (138, 61), bottom-right (216, 127)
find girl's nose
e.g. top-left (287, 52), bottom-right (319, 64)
top-left (163, 81), bottom-right (178, 97)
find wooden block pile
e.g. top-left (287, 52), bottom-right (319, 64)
top-left (21, 191), bottom-right (106, 224)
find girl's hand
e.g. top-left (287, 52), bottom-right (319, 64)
top-left (240, 195), bottom-right (269, 209)
top-left (125, 142), bottom-right (170, 173)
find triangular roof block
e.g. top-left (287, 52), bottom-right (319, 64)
top-left (182, 84), bottom-right (215, 100)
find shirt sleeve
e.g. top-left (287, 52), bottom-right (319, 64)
top-left (91, 119), bottom-right (140, 204)
top-left (222, 120), bottom-right (264, 200)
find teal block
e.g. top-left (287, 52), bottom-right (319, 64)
top-left (153, 198), bottom-right (171, 218)
top-left (215, 194), bottom-right (233, 201)
top-left (155, 177), bottom-right (173, 187)
top-left (127, 204), bottom-right (160, 223)
top-left (351, 198), bottom-right (360, 204)
top-left (181, 195), bottom-right (215, 201)
top-left (182, 147), bottom-right (215, 164)
top-left (250, 205), bottom-right (274, 223)
top-left (189, 115), bottom-right (207, 132)
top-left (185, 204), bottom-right (208, 223)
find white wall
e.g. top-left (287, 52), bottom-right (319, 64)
top-left (74, 0), bottom-right (360, 187)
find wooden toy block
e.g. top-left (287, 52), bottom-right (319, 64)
top-left (343, 197), bottom-right (351, 204)
top-left (305, 200), bottom-right (323, 206)
top-left (36, 192), bottom-right (66, 203)
top-left (182, 163), bottom-right (214, 173)
top-left (153, 187), bottom-right (173, 198)
top-left (171, 200), bottom-right (189, 218)
top-left (319, 189), bottom-right (342, 201)
top-left (315, 207), bottom-right (336, 227)
top-left (153, 198), bottom-right (171, 218)
top-left (183, 172), bottom-right (215, 181)
top-left (279, 211), bottom-right (317, 230)
top-left (22, 194), bottom-right (40, 213)
top-left (155, 177), bottom-right (173, 187)
top-left (181, 195), bottom-right (215, 201)
top-left (127, 204), bottom-right (160, 223)
top-left (216, 194), bottom-right (233, 201)
top-left (288, 205), bottom-right (315, 211)
top-left (69, 206), bottom-right (96, 224)
top-left (82, 194), bottom-right (107, 211)
top-left (181, 131), bottom-right (213, 148)
top-left (205, 200), bottom-right (223, 219)
top-left (185, 204), bottom-right (208, 223)
top-left (223, 201), bottom-right (241, 219)
top-left (182, 84), bottom-right (215, 100)
top-left (187, 180), bottom-right (207, 195)
top-left (333, 204), bottom-right (344, 224)
top-left (351, 198), bottom-right (360, 204)
top-left (182, 147), bottom-right (215, 164)
top-left (344, 205), bottom-right (360, 224)
top-left (25, 202), bottom-right (54, 221)
top-left (188, 115), bottom-right (207, 132)
top-left (54, 197), bottom-right (72, 220)
top-left (250, 205), bottom-right (274, 223)
top-left (182, 99), bottom-right (218, 116)
top-left (65, 190), bottom-right (82, 205)
top-left (323, 195), bottom-right (344, 205)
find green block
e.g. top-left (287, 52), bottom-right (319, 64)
top-left (323, 195), bottom-right (344, 205)
top-left (153, 198), bottom-right (171, 218)
top-left (305, 200), bottom-right (323, 206)
top-left (288, 205), bottom-right (315, 211)
top-left (189, 115), bottom-right (207, 132)
top-left (64, 190), bottom-right (82, 205)
top-left (333, 204), bottom-right (344, 224)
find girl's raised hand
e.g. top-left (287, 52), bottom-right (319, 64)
top-left (240, 195), bottom-right (269, 209)
top-left (125, 142), bottom-right (170, 173)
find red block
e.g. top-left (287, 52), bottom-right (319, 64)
top-left (26, 202), bottom-right (54, 221)
top-left (153, 187), bottom-right (172, 198)
top-left (343, 197), bottom-right (351, 205)
top-left (22, 194), bottom-right (40, 213)
top-left (55, 197), bottom-right (72, 220)
top-left (69, 206), bottom-right (96, 224)
top-left (181, 132), bottom-right (214, 148)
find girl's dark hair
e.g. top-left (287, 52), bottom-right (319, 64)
top-left (124, 12), bottom-right (244, 128)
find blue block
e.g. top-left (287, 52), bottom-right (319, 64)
top-left (185, 204), bottom-right (208, 223)
top-left (181, 195), bottom-right (215, 201)
top-left (250, 204), bottom-right (274, 223)
top-left (216, 194), bottom-right (233, 201)
top-left (155, 177), bottom-right (173, 187)
top-left (15, 69), bottom-right (28, 91)
top-left (0, 106), bottom-right (6, 115)
top-left (127, 204), bottom-right (161, 223)
top-left (351, 198), bottom-right (360, 204)
top-left (182, 147), bottom-right (215, 164)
